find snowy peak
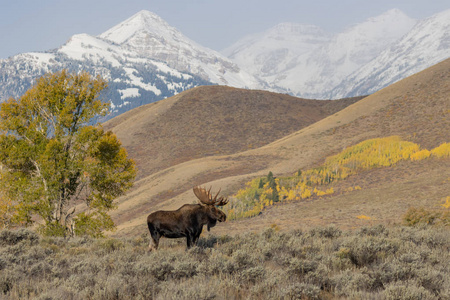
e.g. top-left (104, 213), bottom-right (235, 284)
top-left (58, 33), bottom-right (126, 67)
top-left (99, 10), bottom-right (177, 45)
top-left (224, 8), bottom-right (420, 98)
top-left (330, 9), bottom-right (450, 98)
top-left (1, 7), bottom-right (448, 118)
top-left (0, 9), bottom-right (263, 118)
top-left (365, 8), bottom-right (414, 26)
top-left (100, 10), bottom-right (261, 89)
top-left (223, 22), bottom-right (330, 58)
top-left (222, 22), bottom-right (330, 80)
top-left (316, 9), bottom-right (416, 65)
top-left (263, 22), bottom-right (330, 43)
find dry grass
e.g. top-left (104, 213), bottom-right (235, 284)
top-left (0, 226), bottom-right (448, 299)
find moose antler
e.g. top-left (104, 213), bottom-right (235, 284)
top-left (193, 186), bottom-right (228, 206)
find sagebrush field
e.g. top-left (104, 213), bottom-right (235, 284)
top-left (0, 225), bottom-right (448, 299)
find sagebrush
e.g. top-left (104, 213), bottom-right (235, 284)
top-left (0, 225), bottom-right (448, 299)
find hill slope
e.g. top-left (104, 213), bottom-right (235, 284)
top-left (105, 86), bottom-right (361, 179)
top-left (108, 58), bottom-right (449, 237)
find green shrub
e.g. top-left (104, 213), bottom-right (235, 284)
top-left (331, 269), bottom-right (378, 296)
top-left (288, 258), bottom-right (318, 275)
top-left (240, 266), bottom-right (266, 284)
top-left (0, 229), bottom-right (39, 246)
top-left (309, 226), bottom-right (342, 239)
top-left (149, 261), bottom-right (174, 281)
top-left (95, 238), bottom-right (124, 253)
top-left (283, 282), bottom-right (321, 300)
top-left (0, 225), bottom-right (448, 299)
top-left (358, 224), bottom-right (388, 237)
top-left (198, 250), bottom-right (235, 275)
top-left (384, 280), bottom-right (438, 300)
top-left (172, 260), bottom-right (198, 279)
top-left (403, 207), bottom-right (449, 227)
top-left (344, 236), bottom-right (399, 267)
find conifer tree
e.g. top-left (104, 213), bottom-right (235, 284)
top-left (266, 171), bottom-right (279, 202)
top-left (0, 70), bottom-right (136, 237)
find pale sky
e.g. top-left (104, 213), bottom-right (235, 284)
top-left (0, 0), bottom-right (449, 59)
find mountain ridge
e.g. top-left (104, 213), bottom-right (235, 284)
top-left (1, 8), bottom-right (449, 121)
top-left (223, 8), bottom-right (419, 98)
top-left (0, 10), bottom-right (262, 121)
top-left (330, 9), bottom-right (450, 98)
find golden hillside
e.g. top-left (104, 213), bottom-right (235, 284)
top-left (107, 58), bottom-right (450, 237)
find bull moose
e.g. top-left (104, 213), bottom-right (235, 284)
top-left (147, 186), bottom-right (228, 250)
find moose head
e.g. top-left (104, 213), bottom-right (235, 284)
top-left (193, 186), bottom-right (228, 230)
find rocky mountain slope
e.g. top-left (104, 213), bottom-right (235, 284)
top-left (0, 11), bottom-right (261, 120)
top-left (99, 10), bottom-right (261, 89)
top-left (1, 9), bottom-right (448, 119)
top-left (224, 9), bottom-right (417, 98)
top-left (224, 9), bottom-right (449, 99)
top-left (330, 9), bottom-right (450, 98)
top-left (222, 22), bottom-right (331, 92)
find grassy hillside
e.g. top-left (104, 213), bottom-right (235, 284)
top-left (225, 137), bottom-right (450, 221)
top-left (104, 86), bottom-right (362, 180)
top-left (106, 58), bottom-right (449, 237)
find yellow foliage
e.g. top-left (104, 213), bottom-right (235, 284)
top-left (287, 190), bottom-right (296, 200)
top-left (326, 136), bottom-right (420, 171)
top-left (441, 197), bottom-right (450, 209)
top-left (301, 188), bottom-right (312, 199)
top-left (230, 136), bottom-right (448, 221)
top-left (0, 196), bottom-right (16, 228)
top-left (431, 143), bottom-right (450, 158)
top-left (357, 215), bottom-right (373, 220)
top-left (315, 189), bottom-right (326, 196)
top-left (410, 149), bottom-right (431, 161)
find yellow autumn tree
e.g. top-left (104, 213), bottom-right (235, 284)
top-left (0, 70), bottom-right (136, 237)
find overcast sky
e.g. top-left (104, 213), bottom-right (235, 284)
top-left (1, 0), bottom-right (448, 59)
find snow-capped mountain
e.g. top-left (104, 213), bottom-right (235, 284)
top-left (224, 9), bottom-right (417, 98)
top-left (222, 23), bottom-right (331, 79)
top-left (0, 35), bottom-right (210, 119)
top-left (330, 9), bottom-right (450, 98)
top-left (1, 8), bottom-right (448, 117)
top-left (99, 10), bottom-right (261, 88)
top-left (0, 10), bottom-right (261, 120)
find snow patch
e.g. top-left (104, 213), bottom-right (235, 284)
top-left (123, 67), bottom-right (161, 95)
top-left (118, 88), bottom-right (140, 99)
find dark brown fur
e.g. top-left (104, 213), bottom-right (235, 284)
top-left (147, 203), bottom-right (226, 250)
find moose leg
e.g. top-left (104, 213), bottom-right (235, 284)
top-left (193, 227), bottom-right (204, 246)
top-left (147, 223), bottom-right (160, 251)
top-left (186, 235), bottom-right (192, 249)
top-left (192, 231), bottom-right (201, 246)
top-left (149, 234), bottom-right (160, 251)
top-left (186, 231), bottom-right (197, 249)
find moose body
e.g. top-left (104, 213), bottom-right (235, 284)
top-left (147, 187), bottom-right (228, 250)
